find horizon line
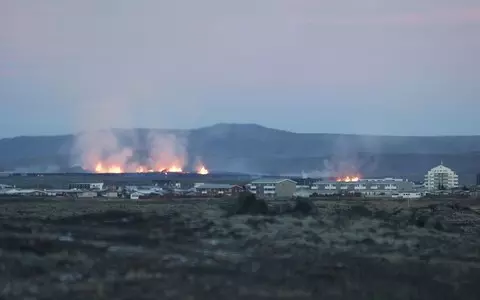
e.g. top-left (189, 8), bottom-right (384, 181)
top-left (2, 122), bottom-right (480, 139)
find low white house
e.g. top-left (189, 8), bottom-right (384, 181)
top-left (294, 189), bottom-right (315, 198)
top-left (392, 192), bottom-right (423, 199)
top-left (103, 191), bottom-right (119, 198)
top-left (130, 193), bottom-right (141, 200)
top-left (69, 182), bottom-right (104, 190)
top-left (77, 191), bottom-right (98, 198)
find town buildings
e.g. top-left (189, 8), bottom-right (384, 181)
top-left (77, 191), bottom-right (98, 198)
top-left (68, 182), bottom-right (104, 190)
top-left (0, 162), bottom-right (468, 200)
top-left (152, 180), bottom-right (182, 189)
top-left (250, 178), bottom-right (297, 199)
top-left (312, 178), bottom-right (415, 196)
top-left (195, 183), bottom-right (243, 197)
top-left (130, 192), bottom-right (141, 200)
top-left (391, 192), bottom-right (423, 199)
top-left (424, 162), bottom-right (459, 191)
top-left (102, 191), bottom-right (119, 198)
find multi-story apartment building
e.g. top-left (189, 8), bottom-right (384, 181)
top-left (250, 178), bottom-right (297, 199)
top-left (424, 163), bottom-right (459, 191)
top-left (312, 178), bottom-right (414, 196)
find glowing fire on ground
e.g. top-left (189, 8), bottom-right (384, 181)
top-left (135, 166), bottom-right (156, 173)
top-left (166, 165), bottom-right (183, 173)
top-left (93, 162), bottom-right (208, 175)
top-left (95, 163), bottom-right (124, 174)
top-left (197, 166), bottom-right (209, 175)
top-left (336, 176), bottom-right (360, 182)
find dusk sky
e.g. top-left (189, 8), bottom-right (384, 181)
top-left (1, 0), bottom-right (479, 137)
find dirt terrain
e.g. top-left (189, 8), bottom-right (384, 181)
top-left (1, 197), bottom-right (480, 299)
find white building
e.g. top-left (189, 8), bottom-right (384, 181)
top-left (77, 191), bottom-right (98, 198)
top-left (392, 192), bottom-right (423, 199)
top-left (130, 192), bottom-right (141, 200)
top-left (312, 178), bottom-right (414, 196)
top-left (424, 162), bottom-right (459, 191)
top-left (294, 188), bottom-right (315, 198)
top-left (68, 182), bottom-right (104, 190)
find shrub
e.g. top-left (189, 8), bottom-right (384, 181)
top-left (229, 192), bottom-right (269, 215)
top-left (290, 198), bottom-right (317, 215)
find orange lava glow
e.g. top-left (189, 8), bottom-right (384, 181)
top-left (94, 163), bottom-right (124, 174)
top-left (336, 176), bottom-right (360, 182)
top-left (93, 162), bottom-right (207, 174)
top-left (166, 166), bottom-right (183, 173)
top-left (197, 166), bottom-right (209, 175)
top-left (135, 166), bottom-right (154, 173)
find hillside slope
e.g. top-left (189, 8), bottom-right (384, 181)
top-left (1, 123), bottom-right (479, 182)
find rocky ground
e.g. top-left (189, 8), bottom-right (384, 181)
top-left (0, 197), bottom-right (480, 300)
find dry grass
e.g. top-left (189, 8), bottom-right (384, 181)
top-left (0, 198), bottom-right (479, 299)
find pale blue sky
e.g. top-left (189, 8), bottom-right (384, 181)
top-left (1, 0), bottom-right (479, 137)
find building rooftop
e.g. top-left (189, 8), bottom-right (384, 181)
top-left (196, 183), bottom-right (239, 189)
top-left (251, 178), bottom-right (297, 184)
top-left (314, 179), bottom-right (409, 185)
top-left (428, 162), bottom-right (456, 173)
top-left (360, 178), bottom-right (406, 182)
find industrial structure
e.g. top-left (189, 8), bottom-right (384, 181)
top-left (424, 162), bottom-right (459, 191)
top-left (250, 178), bottom-right (297, 199)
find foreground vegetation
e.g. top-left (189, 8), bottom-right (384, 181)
top-left (0, 196), bottom-right (479, 299)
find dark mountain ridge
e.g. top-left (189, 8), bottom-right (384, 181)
top-left (1, 123), bottom-right (480, 183)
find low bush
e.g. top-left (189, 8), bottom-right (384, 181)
top-left (290, 198), bottom-right (317, 215)
top-left (229, 192), bottom-right (269, 215)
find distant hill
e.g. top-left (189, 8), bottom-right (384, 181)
top-left (1, 123), bottom-right (480, 183)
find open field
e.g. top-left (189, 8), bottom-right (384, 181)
top-left (1, 198), bottom-right (480, 299)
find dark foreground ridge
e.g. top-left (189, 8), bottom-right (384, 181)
top-left (1, 197), bottom-right (480, 299)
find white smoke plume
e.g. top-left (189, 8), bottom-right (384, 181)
top-left (146, 131), bottom-right (188, 171)
top-left (70, 128), bottom-right (191, 173)
top-left (300, 135), bottom-right (381, 179)
top-left (71, 130), bottom-right (129, 171)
